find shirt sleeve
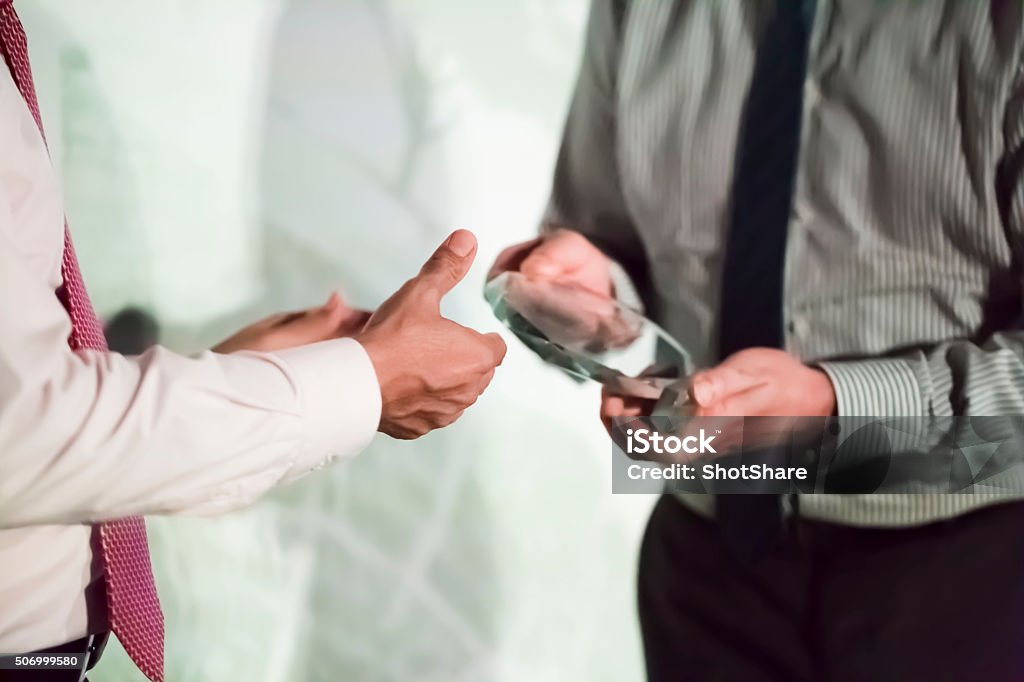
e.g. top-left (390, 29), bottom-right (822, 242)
top-left (0, 185), bottom-right (381, 529)
top-left (819, 67), bottom-right (1024, 420)
top-left (543, 0), bottom-right (651, 308)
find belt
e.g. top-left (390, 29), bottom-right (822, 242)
top-left (1, 632), bottom-right (109, 682)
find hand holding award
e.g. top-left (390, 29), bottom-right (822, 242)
top-left (486, 230), bottom-right (693, 402)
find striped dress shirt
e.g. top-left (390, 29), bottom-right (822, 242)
top-left (545, 0), bottom-right (1024, 525)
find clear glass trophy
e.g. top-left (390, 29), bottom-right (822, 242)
top-left (484, 271), bottom-right (696, 406)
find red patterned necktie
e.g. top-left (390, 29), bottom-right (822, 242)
top-left (0, 3), bottom-right (165, 680)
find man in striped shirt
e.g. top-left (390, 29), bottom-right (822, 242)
top-left (493, 1), bottom-right (1024, 679)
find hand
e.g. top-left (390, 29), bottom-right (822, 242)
top-left (357, 230), bottom-right (507, 439)
top-left (488, 228), bottom-right (613, 297)
top-left (598, 348), bottom-right (837, 427)
top-left (600, 386), bottom-right (654, 437)
top-left (502, 273), bottom-right (641, 352)
top-left (212, 293), bottom-right (371, 354)
top-left (490, 229), bottom-right (641, 350)
top-left (600, 349), bottom-right (836, 459)
top-left (688, 348), bottom-right (836, 417)
top-left (676, 349), bottom-right (837, 455)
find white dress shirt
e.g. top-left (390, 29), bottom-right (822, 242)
top-left (0, 64), bottom-right (382, 653)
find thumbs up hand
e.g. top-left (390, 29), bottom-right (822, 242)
top-left (357, 230), bottom-right (508, 439)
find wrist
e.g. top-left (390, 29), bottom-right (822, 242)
top-left (354, 333), bottom-right (389, 414)
top-left (810, 367), bottom-right (838, 417)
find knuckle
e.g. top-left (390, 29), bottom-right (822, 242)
top-left (474, 338), bottom-right (502, 366)
top-left (394, 279), bottom-right (418, 299)
top-left (388, 426), bottom-right (417, 440)
top-left (422, 379), bottom-right (444, 396)
top-left (490, 337), bottom-right (508, 363)
top-left (424, 374), bottom-right (454, 394)
top-left (407, 283), bottom-right (434, 308)
top-left (470, 351), bottom-right (493, 372)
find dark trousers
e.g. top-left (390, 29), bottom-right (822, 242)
top-left (638, 495), bottom-right (1024, 682)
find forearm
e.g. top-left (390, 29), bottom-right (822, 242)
top-left (0, 339), bottom-right (380, 527)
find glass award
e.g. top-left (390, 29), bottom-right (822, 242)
top-left (485, 271), bottom-right (696, 402)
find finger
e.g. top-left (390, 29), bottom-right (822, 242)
top-left (696, 383), bottom-right (774, 417)
top-left (269, 311), bottom-right (305, 328)
top-left (275, 295), bottom-right (348, 343)
top-left (600, 384), bottom-right (652, 414)
top-left (323, 291), bottom-right (343, 311)
top-left (273, 293), bottom-right (341, 330)
top-left (609, 399), bottom-right (648, 418)
top-left (601, 394), bottom-right (625, 419)
top-left (434, 384), bottom-right (484, 407)
top-left (448, 321), bottom-right (507, 366)
top-left (475, 368), bottom-right (496, 393)
top-left (438, 409), bottom-right (466, 428)
top-left (600, 389), bottom-right (623, 436)
top-left (413, 229), bottom-right (478, 303)
top-left (519, 229), bottom-right (591, 279)
top-left (689, 366), bottom-right (766, 407)
top-left (481, 332), bottom-right (507, 365)
top-left (422, 399), bottom-right (471, 418)
top-left (319, 292), bottom-right (373, 336)
top-left (387, 419), bottom-right (431, 440)
top-left (600, 392), bottom-right (650, 437)
top-left (336, 308), bottom-right (373, 336)
top-left (487, 238), bottom-right (542, 281)
top-left (419, 402), bottom-right (468, 428)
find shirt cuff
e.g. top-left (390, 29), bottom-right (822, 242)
top-left (274, 338), bottom-right (382, 475)
top-left (818, 357), bottom-right (925, 417)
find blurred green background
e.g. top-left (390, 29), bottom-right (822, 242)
top-left (20, 1), bottom-right (655, 680)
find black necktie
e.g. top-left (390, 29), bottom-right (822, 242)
top-left (715, 0), bottom-right (815, 561)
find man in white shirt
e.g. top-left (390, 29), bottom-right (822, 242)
top-left (0, 3), bottom-right (506, 679)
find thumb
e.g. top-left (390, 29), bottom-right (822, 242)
top-left (413, 229), bottom-right (478, 302)
top-left (689, 366), bottom-right (764, 407)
